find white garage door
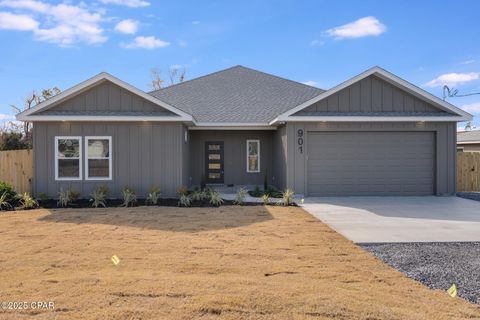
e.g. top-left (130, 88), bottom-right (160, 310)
top-left (307, 132), bottom-right (435, 196)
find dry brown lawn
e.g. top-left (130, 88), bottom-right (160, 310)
top-left (0, 205), bottom-right (479, 320)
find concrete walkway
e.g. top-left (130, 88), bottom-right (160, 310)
top-left (301, 196), bottom-right (480, 243)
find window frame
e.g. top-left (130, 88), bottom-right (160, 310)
top-left (85, 136), bottom-right (113, 181)
top-left (246, 139), bottom-right (261, 173)
top-left (54, 136), bottom-right (83, 181)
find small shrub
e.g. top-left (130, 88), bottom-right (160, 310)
top-left (0, 192), bottom-right (12, 210)
top-left (251, 185), bottom-right (262, 197)
top-left (281, 189), bottom-right (295, 206)
top-left (146, 186), bottom-right (161, 205)
top-left (261, 193), bottom-right (270, 205)
top-left (122, 187), bottom-right (137, 207)
top-left (18, 192), bottom-right (38, 209)
top-left (38, 192), bottom-right (50, 201)
top-left (176, 186), bottom-right (188, 196)
top-left (191, 189), bottom-right (205, 202)
top-left (90, 186), bottom-right (108, 208)
top-left (0, 181), bottom-right (16, 204)
top-left (209, 191), bottom-right (224, 207)
top-left (178, 194), bottom-right (191, 207)
top-left (265, 185), bottom-right (282, 198)
top-left (234, 187), bottom-right (248, 205)
top-left (57, 188), bottom-right (78, 208)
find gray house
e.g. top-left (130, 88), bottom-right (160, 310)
top-left (457, 130), bottom-right (480, 152)
top-left (17, 66), bottom-right (471, 198)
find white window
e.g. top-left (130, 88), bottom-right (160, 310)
top-left (85, 136), bottom-right (112, 180)
top-left (246, 139), bottom-right (260, 173)
top-left (55, 136), bottom-right (82, 181)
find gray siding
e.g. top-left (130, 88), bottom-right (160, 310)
top-left (286, 122), bottom-right (457, 196)
top-left (272, 125), bottom-right (287, 189)
top-left (32, 122), bottom-right (185, 198)
top-left (188, 130), bottom-right (274, 187)
top-left (41, 81), bottom-right (173, 114)
top-left (458, 143), bottom-right (480, 152)
top-left (299, 75), bottom-right (445, 114)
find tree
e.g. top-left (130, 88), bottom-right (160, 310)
top-left (10, 87), bottom-right (61, 143)
top-left (0, 131), bottom-right (30, 150)
top-left (149, 66), bottom-right (186, 90)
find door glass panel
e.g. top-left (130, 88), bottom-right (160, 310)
top-left (208, 163), bottom-right (221, 169)
top-left (208, 144), bottom-right (221, 151)
top-left (208, 173), bottom-right (221, 179)
top-left (209, 154), bottom-right (221, 160)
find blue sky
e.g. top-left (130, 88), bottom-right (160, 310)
top-left (1, 0), bottom-right (480, 129)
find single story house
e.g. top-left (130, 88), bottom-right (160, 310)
top-left (17, 66), bottom-right (472, 198)
top-left (457, 130), bottom-right (480, 152)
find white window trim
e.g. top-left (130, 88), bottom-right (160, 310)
top-left (55, 136), bottom-right (82, 181)
top-left (85, 136), bottom-right (112, 181)
top-left (246, 139), bottom-right (260, 173)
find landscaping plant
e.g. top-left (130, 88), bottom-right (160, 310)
top-left (90, 186), bottom-right (109, 208)
top-left (209, 191), bottom-right (224, 207)
top-left (261, 193), bottom-right (271, 205)
top-left (57, 188), bottom-right (78, 207)
top-left (178, 194), bottom-right (191, 207)
top-left (0, 192), bottom-right (12, 210)
top-left (146, 186), bottom-right (161, 205)
top-left (281, 189), bottom-right (295, 206)
top-left (251, 185), bottom-right (262, 197)
top-left (38, 192), bottom-right (50, 201)
top-left (18, 192), bottom-right (38, 209)
top-left (234, 187), bottom-right (248, 205)
top-left (0, 181), bottom-right (17, 205)
top-left (122, 187), bottom-right (137, 207)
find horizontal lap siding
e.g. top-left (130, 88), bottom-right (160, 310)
top-left (32, 122), bottom-right (184, 198)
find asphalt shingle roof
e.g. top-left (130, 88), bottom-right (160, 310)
top-left (457, 130), bottom-right (480, 142)
top-left (294, 111), bottom-right (454, 117)
top-left (149, 65), bottom-right (325, 124)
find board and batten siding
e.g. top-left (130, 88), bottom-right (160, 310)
top-left (40, 80), bottom-right (174, 114)
top-left (32, 122), bottom-right (186, 198)
top-left (298, 75), bottom-right (445, 114)
top-left (272, 125), bottom-right (287, 190)
top-left (286, 122), bottom-right (457, 196)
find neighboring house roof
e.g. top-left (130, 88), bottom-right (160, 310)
top-left (272, 66), bottom-right (472, 124)
top-left (16, 72), bottom-right (194, 122)
top-left (457, 130), bottom-right (480, 144)
top-left (150, 65), bottom-right (325, 124)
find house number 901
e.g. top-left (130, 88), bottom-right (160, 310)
top-left (297, 129), bottom-right (304, 153)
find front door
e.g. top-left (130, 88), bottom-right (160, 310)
top-left (205, 141), bottom-right (224, 184)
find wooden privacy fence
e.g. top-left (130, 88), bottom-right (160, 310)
top-left (0, 149), bottom-right (33, 194)
top-left (457, 151), bottom-right (480, 192)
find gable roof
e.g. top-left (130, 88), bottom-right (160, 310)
top-left (458, 130), bottom-right (480, 144)
top-left (16, 72), bottom-right (194, 122)
top-left (150, 65), bottom-right (325, 124)
top-left (271, 66), bottom-right (472, 124)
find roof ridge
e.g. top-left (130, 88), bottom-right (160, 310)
top-left (148, 65), bottom-right (243, 94)
top-left (236, 65), bottom-right (326, 92)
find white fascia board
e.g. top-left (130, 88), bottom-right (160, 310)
top-left (273, 66), bottom-right (473, 123)
top-left (17, 72), bottom-right (194, 121)
top-left (283, 116), bottom-right (468, 122)
top-left (189, 125), bottom-right (277, 130)
top-left (16, 115), bottom-right (188, 122)
top-left (457, 141), bottom-right (480, 145)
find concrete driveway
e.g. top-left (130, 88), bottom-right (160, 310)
top-left (301, 196), bottom-right (480, 243)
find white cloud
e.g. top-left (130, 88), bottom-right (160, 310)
top-left (100, 0), bottom-right (150, 8)
top-left (461, 103), bottom-right (480, 114)
top-left (0, 113), bottom-right (15, 120)
top-left (115, 19), bottom-right (138, 34)
top-left (0, 11), bottom-right (38, 30)
top-left (0, 0), bottom-right (107, 46)
top-left (424, 72), bottom-right (480, 87)
top-left (192, 20), bottom-right (200, 25)
top-left (460, 59), bottom-right (476, 65)
top-left (302, 80), bottom-right (319, 87)
top-left (325, 16), bottom-right (386, 39)
top-left (123, 36), bottom-right (170, 49)
top-left (309, 39), bottom-right (324, 47)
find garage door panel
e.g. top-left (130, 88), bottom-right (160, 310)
top-left (307, 132), bottom-right (435, 196)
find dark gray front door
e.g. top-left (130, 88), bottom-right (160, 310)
top-left (205, 141), bottom-right (224, 184)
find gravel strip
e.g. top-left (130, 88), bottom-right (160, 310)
top-left (360, 242), bottom-right (480, 304)
top-left (457, 192), bottom-right (480, 202)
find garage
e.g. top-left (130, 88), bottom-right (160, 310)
top-left (307, 131), bottom-right (435, 196)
